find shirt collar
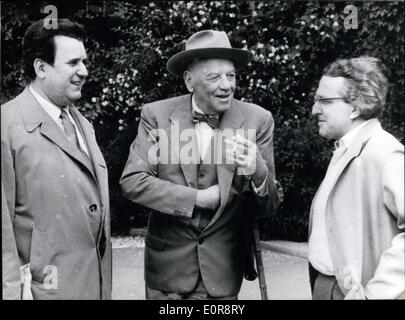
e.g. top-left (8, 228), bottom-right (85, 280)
top-left (191, 94), bottom-right (205, 114)
top-left (336, 120), bottom-right (371, 149)
top-left (29, 85), bottom-right (68, 122)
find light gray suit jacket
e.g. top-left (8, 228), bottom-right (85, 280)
top-left (2, 87), bottom-right (112, 299)
top-left (309, 119), bottom-right (404, 299)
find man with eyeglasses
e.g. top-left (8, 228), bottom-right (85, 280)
top-left (308, 56), bottom-right (404, 299)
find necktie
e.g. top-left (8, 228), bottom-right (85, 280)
top-left (60, 108), bottom-right (94, 175)
top-left (192, 110), bottom-right (220, 129)
top-left (60, 108), bottom-right (81, 150)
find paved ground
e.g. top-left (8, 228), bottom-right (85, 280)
top-left (112, 237), bottom-right (311, 300)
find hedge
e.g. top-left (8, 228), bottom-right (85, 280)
top-left (1, 1), bottom-right (404, 241)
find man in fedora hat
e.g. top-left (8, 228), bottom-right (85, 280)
top-left (120, 30), bottom-right (281, 299)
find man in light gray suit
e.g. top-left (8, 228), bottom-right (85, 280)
top-left (309, 57), bottom-right (404, 299)
top-left (2, 19), bottom-right (111, 300)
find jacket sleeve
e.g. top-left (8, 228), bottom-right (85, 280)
top-left (120, 105), bottom-right (197, 218)
top-left (364, 150), bottom-right (405, 299)
top-left (249, 110), bottom-right (282, 217)
top-left (2, 135), bottom-right (22, 299)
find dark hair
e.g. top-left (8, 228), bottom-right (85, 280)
top-left (323, 56), bottom-right (388, 120)
top-left (22, 18), bottom-right (84, 80)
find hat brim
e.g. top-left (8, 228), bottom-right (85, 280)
top-left (166, 48), bottom-right (252, 77)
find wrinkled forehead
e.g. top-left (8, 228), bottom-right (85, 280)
top-left (188, 58), bottom-right (235, 74)
top-left (316, 76), bottom-right (348, 96)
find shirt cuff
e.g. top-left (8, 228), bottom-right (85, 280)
top-left (251, 172), bottom-right (268, 196)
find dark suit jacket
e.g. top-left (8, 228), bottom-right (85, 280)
top-left (120, 94), bottom-right (280, 297)
top-left (1, 87), bottom-right (112, 299)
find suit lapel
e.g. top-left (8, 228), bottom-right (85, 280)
top-left (207, 101), bottom-right (245, 228)
top-left (69, 107), bottom-right (105, 181)
top-left (216, 102), bottom-right (244, 209)
top-left (69, 106), bottom-right (110, 235)
top-left (323, 120), bottom-right (381, 207)
top-left (169, 95), bottom-right (199, 188)
top-left (19, 87), bottom-right (98, 181)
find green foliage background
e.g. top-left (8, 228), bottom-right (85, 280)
top-left (2, 1), bottom-right (404, 240)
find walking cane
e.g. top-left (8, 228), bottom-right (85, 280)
top-left (251, 180), bottom-right (283, 300)
top-left (253, 219), bottom-right (268, 300)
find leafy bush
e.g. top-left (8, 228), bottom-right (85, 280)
top-left (1, 1), bottom-right (403, 240)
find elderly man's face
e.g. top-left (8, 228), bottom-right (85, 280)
top-left (41, 35), bottom-right (88, 106)
top-left (185, 59), bottom-right (236, 114)
top-left (312, 76), bottom-right (355, 140)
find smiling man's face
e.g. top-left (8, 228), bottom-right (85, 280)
top-left (185, 58), bottom-right (236, 114)
top-left (42, 35), bottom-right (88, 106)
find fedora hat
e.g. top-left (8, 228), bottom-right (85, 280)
top-left (166, 30), bottom-right (252, 77)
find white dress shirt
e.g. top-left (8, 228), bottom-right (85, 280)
top-left (309, 120), bottom-right (371, 276)
top-left (192, 96), bottom-right (215, 160)
top-left (29, 85), bottom-right (90, 156)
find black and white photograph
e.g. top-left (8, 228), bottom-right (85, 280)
top-left (1, 0), bottom-right (404, 310)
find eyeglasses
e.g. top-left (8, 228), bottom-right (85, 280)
top-left (313, 94), bottom-right (350, 104)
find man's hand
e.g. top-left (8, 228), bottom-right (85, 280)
top-left (225, 135), bottom-right (256, 174)
top-left (196, 184), bottom-right (221, 210)
top-left (225, 135), bottom-right (267, 185)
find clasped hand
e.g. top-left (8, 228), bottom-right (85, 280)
top-left (196, 184), bottom-right (220, 210)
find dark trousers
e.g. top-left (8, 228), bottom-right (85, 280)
top-left (309, 263), bottom-right (345, 300)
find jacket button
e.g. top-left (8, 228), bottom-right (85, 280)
top-left (198, 238), bottom-right (204, 245)
top-left (89, 204), bottom-right (98, 213)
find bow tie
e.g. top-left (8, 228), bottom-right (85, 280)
top-left (192, 111), bottom-right (220, 129)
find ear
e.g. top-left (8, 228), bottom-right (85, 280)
top-left (183, 70), bottom-right (194, 93)
top-left (33, 58), bottom-right (47, 79)
top-left (349, 105), bottom-right (360, 120)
